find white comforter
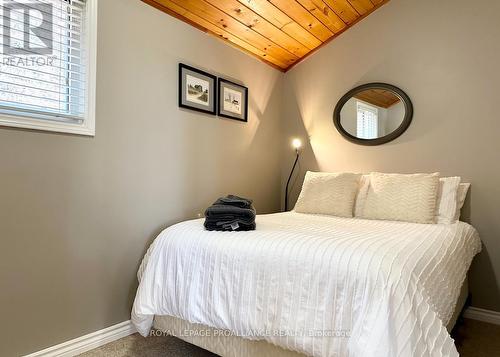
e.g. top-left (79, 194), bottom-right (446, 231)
top-left (132, 212), bottom-right (481, 357)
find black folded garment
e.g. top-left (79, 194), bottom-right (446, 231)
top-left (204, 195), bottom-right (256, 231)
top-left (212, 194), bottom-right (253, 209)
top-left (204, 218), bottom-right (256, 231)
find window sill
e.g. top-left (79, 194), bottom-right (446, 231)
top-left (0, 113), bottom-right (95, 136)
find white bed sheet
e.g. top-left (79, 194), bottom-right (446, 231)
top-left (132, 212), bottom-right (481, 357)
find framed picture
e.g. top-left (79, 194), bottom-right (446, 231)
top-left (179, 63), bottom-right (217, 115)
top-left (218, 78), bottom-right (248, 122)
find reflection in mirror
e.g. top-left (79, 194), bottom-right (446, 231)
top-left (339, 89), bottom-right (404, 140)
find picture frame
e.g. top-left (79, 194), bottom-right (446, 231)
top-left (217, 78), bottom-right (248, 122)
top-left (179, 63), bottom-right (217, 115)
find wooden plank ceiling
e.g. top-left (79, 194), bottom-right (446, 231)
top-left (142, 0), bottom-right (390, 71)
top-left (355, 89), bottom-right (400, 108)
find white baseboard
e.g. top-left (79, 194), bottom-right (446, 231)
top-left (23, 320), bottom-right (136, 357)
top-left (464, 307), bottom-right (500, 326)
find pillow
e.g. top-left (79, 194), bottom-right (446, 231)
top-left (454, 183), bottom-right (470, 221)
top-left (361, 172), bottom-right (440, 224)
top-left (354, 174), bottom-right (370, 217)
top-left (355, 175), bottom-right (455, 220)
top-left (294, 171), bottom-right (361, 217)
top-left (436, 177), bottom-right (461, 224)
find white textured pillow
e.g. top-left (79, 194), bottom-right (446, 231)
top-left (294, 171), bottom-right (361, 217)
top-left (454, 183), bottom-right (470, 221)
top-left (436, 177), bottom-right (461, 224)
top-left (362, 172), bottom-right (440, 224)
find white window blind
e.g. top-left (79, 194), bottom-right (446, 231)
top-left (0, 0), bottom-right (90, 127)
top-left (357, 101), bottom-right (378, 139)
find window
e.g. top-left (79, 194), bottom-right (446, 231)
top-left (0, 0), bottom-right (97, 135)
top-left (356, 101), bottom-right (378, 139)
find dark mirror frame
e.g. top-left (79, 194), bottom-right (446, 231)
top-left (333, 83), bottom-right (413, 146)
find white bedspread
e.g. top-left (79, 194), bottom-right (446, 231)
top-left (132, 212), bottom-right (481, 357)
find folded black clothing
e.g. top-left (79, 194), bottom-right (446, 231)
top-left (204, 204), bottom-right (256, 219)
top-left (204, 195), bottom-right (256, 231)
top-left (205, 212), bottom-right (255, 224)
top-left (204, 219), bottom-right (256, 231)
top-left (212, 195), bottom-right (253, 209)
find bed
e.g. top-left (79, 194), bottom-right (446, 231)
top-left (132, 212), bottom-right (481, 357)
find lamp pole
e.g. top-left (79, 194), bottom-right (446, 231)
top-left (284, 139), bottom-right (302, 211)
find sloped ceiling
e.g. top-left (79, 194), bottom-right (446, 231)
top-left (143, 0), bottom-right (389, 71)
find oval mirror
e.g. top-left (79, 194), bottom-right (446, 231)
top-left (333, 83), bottom-right (413, 146)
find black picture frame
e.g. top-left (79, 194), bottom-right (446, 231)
top-left (179, 63), bottom-right (217, 115)
top-left (217, 78), bottom-right (248, 122)
top-left (333, 82), bottom-right (413, 146)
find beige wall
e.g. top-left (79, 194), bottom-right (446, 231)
top-left (282, 0), bottom-right (500, 312)
top-left (0, 1), bottom-right (283, 355)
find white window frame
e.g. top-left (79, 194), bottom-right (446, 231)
top-left (0, 0), bottom-right (98, 136)
top-left (356, 100), bottom-right (378, 139)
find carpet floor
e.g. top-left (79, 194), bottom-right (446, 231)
top-left (79, 318), bottom-right (500, 356)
